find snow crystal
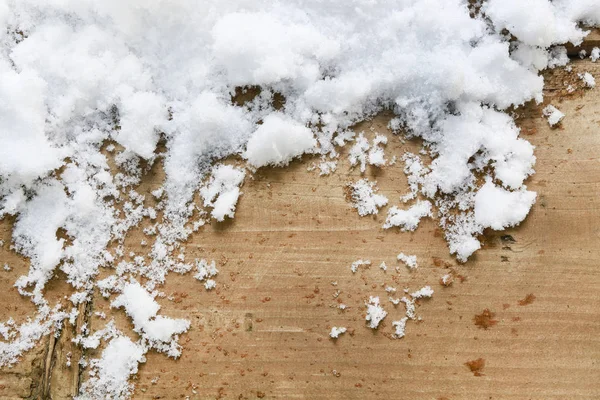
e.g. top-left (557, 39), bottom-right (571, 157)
top-left (194, 259), bottom-right (219, 282)
top-left (579, 72), bottom-right (596, 88)
top-left (348, 179), bottom-right (388, 216)
top-left (401, 297), bottom-right (416, 320)
top-left (329, 327), bottom-right (347, 338)
top-left (392, 318), bottom-right (408, 339)
top-left (111, 282), bottom-right (190, 347)
top-left (543, 105), bottom-right (565, 126)
top-left (411, 286), bottom-right (434, 299)
top-left (244, 114), bottom-right (316, 168)
top-left (318, 161), bottom-right (337, 176)
top-left (440, 274), bottom-right (453, 286)
top-left (348, 133), bottom-right (370, 173)
top-left (397, 253), bottom-right (418, 270)
top-left (591, 47), bottom-right (600, 62)
top-left (368, 134), bottom-right (388, 167)
top-left (401, 153), bottom-right (428, 202)
top-left (200, 164), bottom-right (245, 221)
top-left (204, 279), bottom-right (217, 290)
top-left (365, 296), bottom-right (387, 329)
top-left (350, 259), bottom-right (371, 274)
top-left (383, 201), bottom-right (432, 231)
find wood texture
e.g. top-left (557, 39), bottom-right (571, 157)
top-left (0, 60), bottom-right (599, 400)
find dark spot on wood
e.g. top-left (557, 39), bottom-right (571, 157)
top-left (465, 358), bottom-right (485, 376)
top-left (474, 309), bottom-right (497, 330)
top-left (500, 235), bottom-right (516, 243)
top-left (518, 293), bottom-right (536, 306)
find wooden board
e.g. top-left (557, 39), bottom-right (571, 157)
top-left (0, 59), bottom-right (599, 400)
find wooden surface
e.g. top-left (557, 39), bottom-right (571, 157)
top-left (0, 59), bottom-right (599, 399)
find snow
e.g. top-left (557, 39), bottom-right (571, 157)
top-left (440, 274), bottom-right (453, 286)
top-left (368, 134), bottom-right (388, 167)
top-left (194, 259), bottom-right (219, 282)
top-left (591, 47), bottom-right (600, 62)
top-left (348, 133), bottom-right (370, 173)
top-left (474, 180), bottom-right (537, 231)
top-left (411, 286), bottom-right (434, 299)
top-left (204, 279), bottom-right (217, 290)
top-left (543, 105), bottom-right (565, 126)
top-left (579, 72), bottom-right (596, 88)
top-left (111, 282), bottom-right (190, 347)
top-left (200, 164), bottom-right (245, 221)
top-left (397, 253), bottom-right (418, 270)
top-left (383, 201), bottom-right (432, 231)
top-left (350, 259), bottom-right (371, 274)
top-left (348, 179), bottom-right (388, 216)
top-left (244, 113), bottom-right (316, 168)
top-left (114, 92), bottom-right (168, 159)
top-left (392, 318), bottom-right (408, 339)
top-left (329, 327), bottom-right (347, 338)
top-left (365, 296), bottom-right (387, 329)
top-left (484, 0), bottom-right (585, 48)
top-left (0, 0), bottom-right (598, 395)
top-left (78, 336), bottom-right (146, 400)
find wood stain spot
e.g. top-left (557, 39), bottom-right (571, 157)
top-left (518, 293), bottom-right (536, 306)
top-left (465, 358), bottom-right (485, 376)
top-left (473, 309), bottom-right (497, 330)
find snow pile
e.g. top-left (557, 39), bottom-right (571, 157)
top-left (348, 179), bottom-right (388, 216)
top-left (0, 0), bottom-right (599, 396)
top-left (78, 336), bottom-right (146, 400)
top-left (244, 114), bottom-right (316, 168)
top-left (474, 180), bottom-right (537, 231)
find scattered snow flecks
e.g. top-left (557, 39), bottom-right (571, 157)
top-left (543, 105), bottom-right (565, 126)
top-left (365, 296), bottom-right (387, 329)
top-left (348, 179), bottom-right (388, 216)
top-left (329, 327), bottom-right (347, 338)
top-left (383, 201), bottom-right (432, 231)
